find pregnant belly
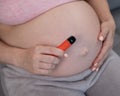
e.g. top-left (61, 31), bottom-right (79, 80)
top-left (3, 1), bottom-right (102, 76)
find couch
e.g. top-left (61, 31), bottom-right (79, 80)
top-left (0, 0), bottom-right (120, 96)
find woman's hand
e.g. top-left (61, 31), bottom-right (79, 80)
top-left (91, 18), bottom-right (116, 71)
top-left (18, 45), bottom-right (65, 75)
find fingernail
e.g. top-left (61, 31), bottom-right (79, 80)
top-left (96, 68), bottom-right (99, 72)
top-left (64, 53), bottom-right (68, 57)
top-left (99, 36), bottom-right (104, 41)
top-left (91, 63), bottom-right (99, 71)
top-left (91, 67), bottom-right (96, 71)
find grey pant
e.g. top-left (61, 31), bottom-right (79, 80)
top-left (86, 50), bottom-right (120, 96)
top-left (1, 50), bottom-right (119, 96)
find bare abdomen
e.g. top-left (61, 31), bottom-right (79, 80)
top-left (2, 1), bottom-right (102, 76)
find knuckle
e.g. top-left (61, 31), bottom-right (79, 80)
top-left (42, 54), bottom-right (60, 64)
top-left (57, 49), bottom-right (64, 57)
top-left (49, 56), bottom-right (55, 63)
top-left (48, 47), bottom-right (64, 57)
top-left (53, 58), bottom-right (60, 64)
top-left (41, 63), bottom-right (55, 70)
top-left (28, 63), bottom-right (53, 75)
top-left (50, 56), bottom-right (59, 64)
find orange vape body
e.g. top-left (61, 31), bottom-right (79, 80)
top-left (57, 36), bottom-right (76, 51)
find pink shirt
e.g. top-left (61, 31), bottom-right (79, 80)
top-left (0, 0), bottom-right (75, 25)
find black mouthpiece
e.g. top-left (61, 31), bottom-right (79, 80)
top-left (67, 36), bottom-right (76, 44)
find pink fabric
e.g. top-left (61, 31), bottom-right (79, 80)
top-left (0, 0), bottom-right (75, 25)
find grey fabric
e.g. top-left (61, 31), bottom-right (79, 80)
top-left (112, 8), bottom-right (120, 55)
top-left (108, 0), bottom-right (120, 10)
top-left (0, 53), bottom-right (109, 96)
top-left (86, 51), bottom-right (120, 96)
top-left (112, 8), bottom-right (120, 29)
top-left (0, 64), bottom-right (5, 96)
top-left (113, 33), bottom-right (120, 55)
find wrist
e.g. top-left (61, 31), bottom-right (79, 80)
top-left (101, 16), bottom-right (115, 26)
top-left (100, 14), bottom-right (114, 22)
top-left (12, 47), bottom-right (26, 68)
top-left (0, 24), bottom-right (13, 38)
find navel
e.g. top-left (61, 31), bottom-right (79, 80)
top-left (80, 47), bottom-right (89, 56)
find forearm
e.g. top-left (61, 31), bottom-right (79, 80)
top-left (86, 0), bottom-right (113, 22)
top-left (0, 40), bottom-right (24, 67)
top-left (0, 23), bottom-right (13, 38)
top-left (0, 21), bottom-right (36, 48)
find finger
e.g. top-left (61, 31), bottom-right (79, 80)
top-left (38, 62), bottom-right (55, 70)
top-left (91, 63), bottom-right (99, 71)
top-left (98, 25), bottom-right (109, 41)
top-left (39, 55), bottom-right (60, 64)
top-left (36, 46), bottom-right (64, 57)
top-left (34, 69), bottom-right (51, 75)
top-left (91, 40), bottom-right (112, 71)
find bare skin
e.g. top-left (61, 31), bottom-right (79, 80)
top-left (86, 0), bottom-right (116, 71)
top-left (0, 1), bottom-right (102, 76)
